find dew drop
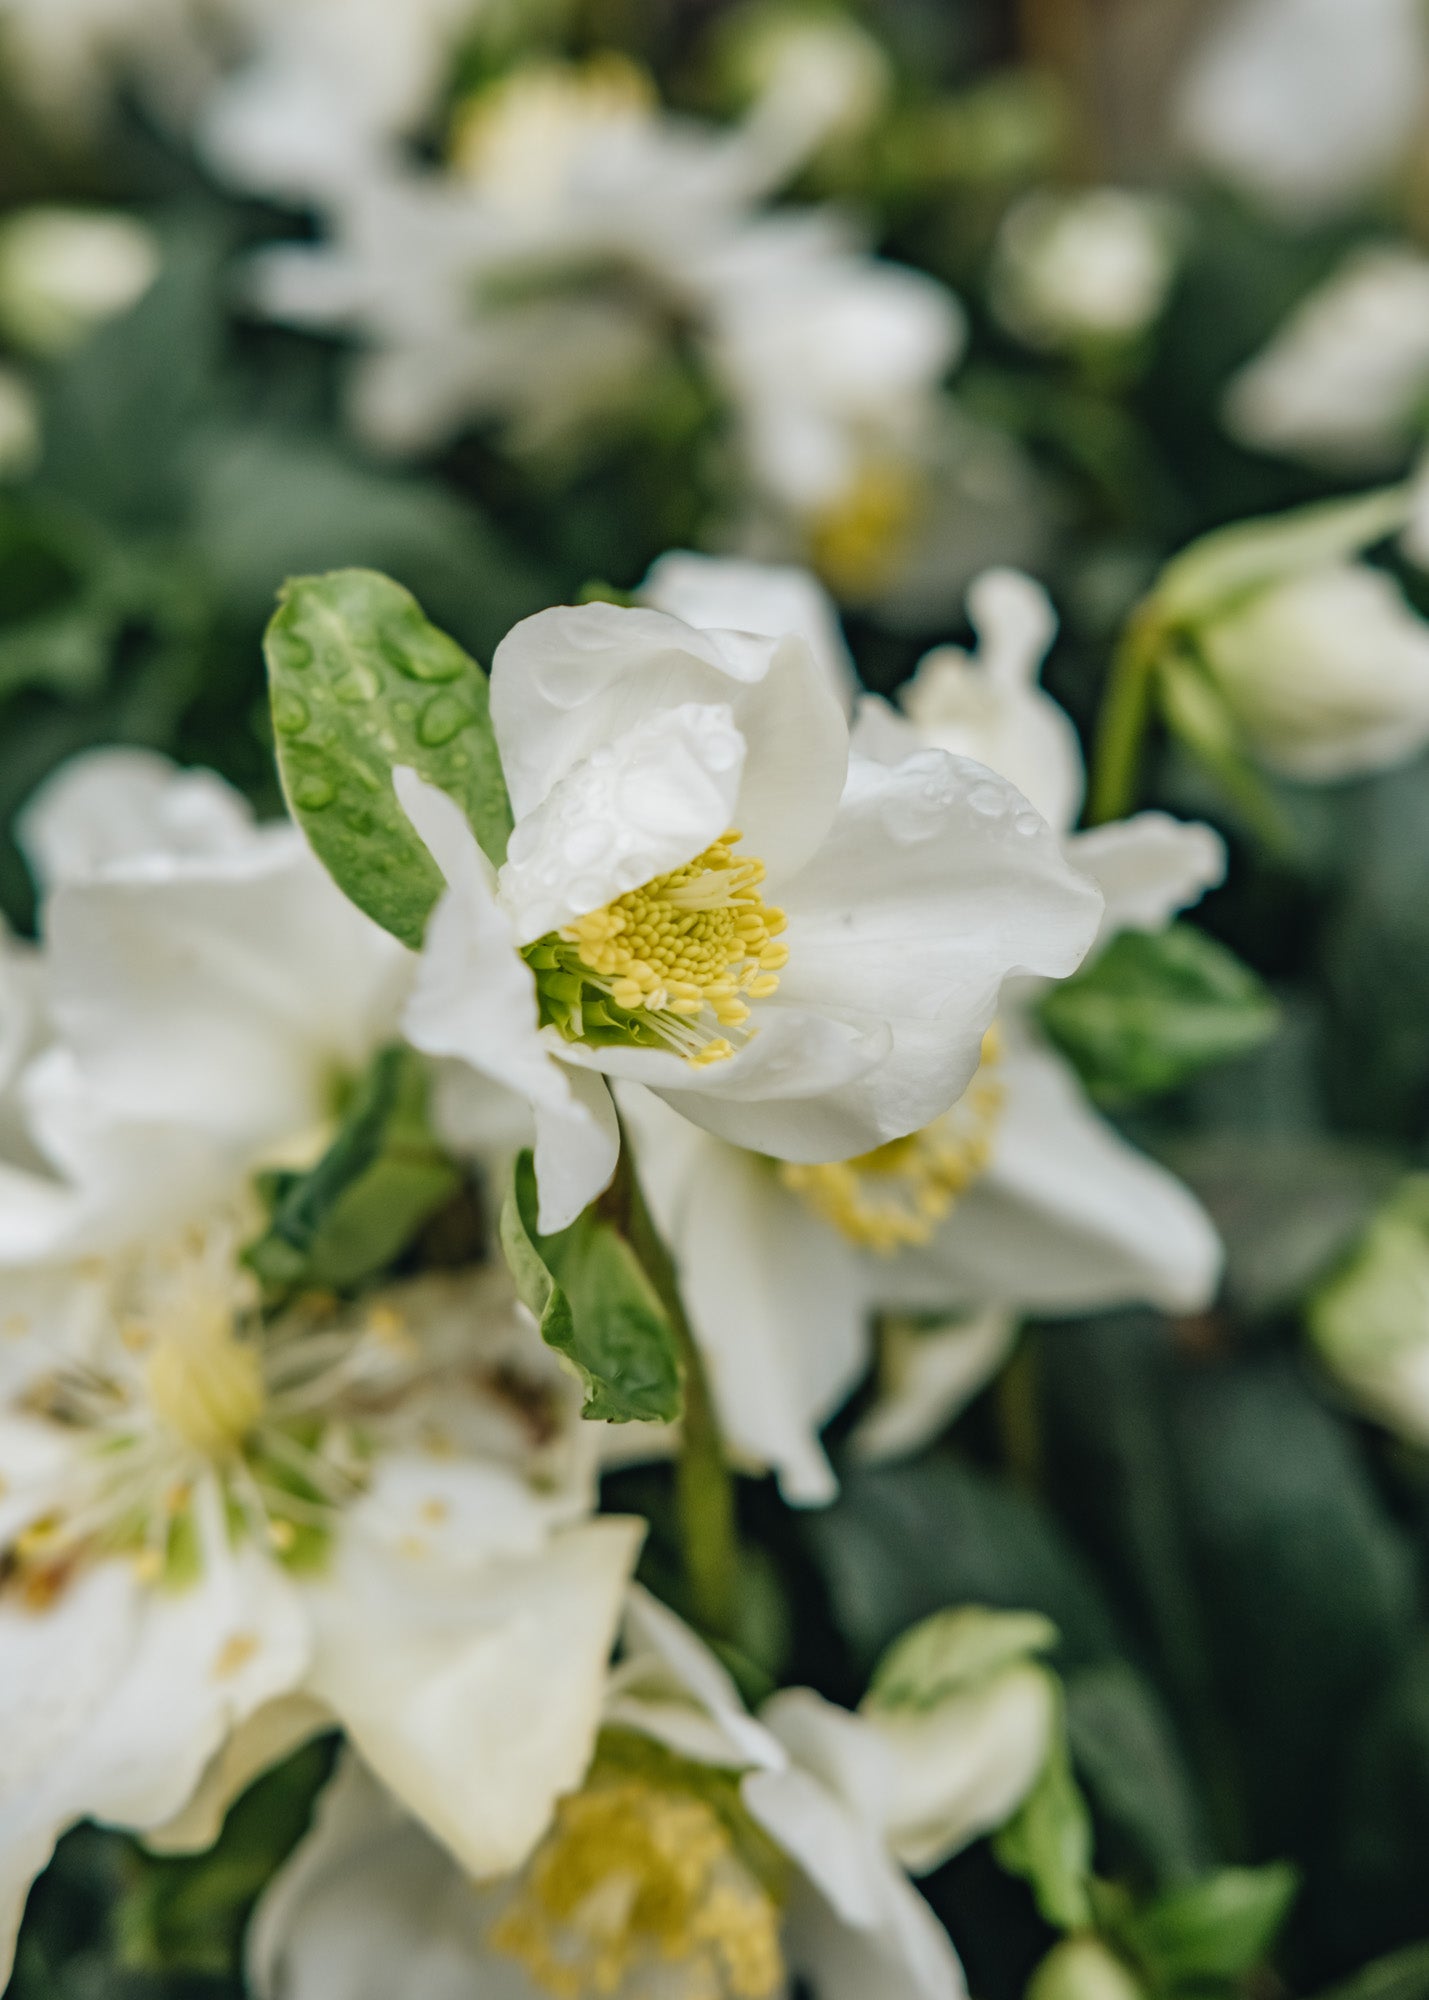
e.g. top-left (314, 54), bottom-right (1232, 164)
top-left (383, 637), bottom-right (462, 684)
top-left (282, 637), bottom-right (314, 671)
top-left (346, 808), bottom-right (375, 837)
top-left (968, 782), bottom-right (1007, 818)
top-left (417, 693), bottom-right (469, 747)
top-left (333, 660), bottom-right (381, 705)
top-left (272, 691), bottom-right (309, 735)
top-left (1014, 811), bottom-right (1043, 838)
top-left (294, 773), bottom-right (336, 812)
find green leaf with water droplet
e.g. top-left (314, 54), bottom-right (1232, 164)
top-left (500, 1151), bottom-right (683, 1426)
top-left (263, 568), bottom-right (513, 949)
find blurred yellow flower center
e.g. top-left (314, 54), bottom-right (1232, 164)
top-left (781, 1029), bottom-right (1005, 1251)
top-left (559, 832), bottom-right (788, 1066)
top-left (808, 460), bottom-right (923, 599)
top-left (451, 55), bottom-right (655, 193)
top-left (145, 1313), bottom-right (265, 1457)
top-left (489, 1775), bottom-right (785, 2000)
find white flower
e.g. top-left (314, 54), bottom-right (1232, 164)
top-left (1308, 1175), bottom-right (1429, 1446)
top-left (19, 749), bottom-right (411, 1172)
top-left (1175, 0), bottom-right (1429, 224)
top-left (392, 595), bottom-right (1102, 1236)
top-left (0, 1217), bottom-right (642, 1986)
top-left (0, 0), bottom-right (226, 128)
top-left (611, 566), bottom-right (1220, 1500)
top-left (1224, 246), bottom-right (1429, 472)
top-left (1196, 562), bottom-right (1429, 782)
top-left (199, 0), bottom-right (485, 200)
top-left (251, 1590), bottom-right (1055, 2000)
top-left (990, 189), bottom-right (1179, 352)
top-left (0, 207), bottom-right (159, 356)
top-left (0, 365), bottom-right (39, 482)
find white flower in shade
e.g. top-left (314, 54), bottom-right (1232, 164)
top-left (0, 365), bottom-right (39, 482)
top-left (19, 749), bottom-right (411, 1172)
top-left (0, 207), bottom-right (159, 356)
top-left (612, 565), bottom-right (1220, 1501)
top-left (1196, 562), bottom-right (1429, 782)
top-left (251, 1590), bottom-right (1056, 2000)
top-left (1224, 246), bottom-right (1429, 472)
top-left (0, 1214), bottom-right (643, 1988)
top-left (990, 189), bottom-right (1179, 352)
top-left (391, 596), bottom-right (1103, 1238)
top-left (1308, 1175), bottom-right (1429, 1446)
top-left (1175, 0), bottom-right (1429, 224)
top-left (199, 0), bottom-right (484, 200)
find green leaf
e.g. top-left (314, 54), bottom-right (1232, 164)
top-left (867, 1605), bottom-right (1058, 1713)
top-left (1119, 1864), bottom-right (1298, 1989)
top-left (500, 1151), bottom-right (683, 1425)
top-left (1064, 1662), bottom-right (1211, 1889)
top-left (1039, 923), bottom-right (1279, 1105)
top-left (993, 1687), bottom-right (1095, 1931)
top-left (263, 568), bottom-right (512, 950)
top-left (1311, 1942), bottom-right (1429, 2000)
top-left (245, 1045), bottom-right (460, 1291)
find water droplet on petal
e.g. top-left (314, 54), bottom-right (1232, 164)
top-left (968, 782), bottom-right (1007, 818)
top-left (1014, 811), bottom-right (1043, 838)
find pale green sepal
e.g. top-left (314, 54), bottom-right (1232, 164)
top-left (500, 1151), bottom-right (684, 1426)
top-left (1309, 1173), bottom-right (1429, 1372)
top-left (1154, 486), bottom-right (1412, 626)
top-left (1028, 1939), bottom-right (1148, 2000)
top-left (992, 1680), bottom-right (1094, 1931)
top-left (865, 1604), bottom-right (1058, 1715)
top-left (263, 568), bottom-right (512, 950)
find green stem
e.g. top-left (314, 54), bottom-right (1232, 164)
top-left (608, 1139), bottom-right (740, 1641)
top-left (1087, 611), bottom-right (1161, 826)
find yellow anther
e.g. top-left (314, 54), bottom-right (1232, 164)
top-left (781, 1028), bottom-right (1005, 1252)
top-left (555, 832), bottom-right (787, 1065)
top-left (145, 1322), bottom-right (264, 1457)
top-left (807, 460), bottom-right (924, 599)
top-left (489, 1775), bottom-right (784, 1999)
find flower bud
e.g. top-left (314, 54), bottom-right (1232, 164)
top-left (0, 208), bottom-right (159, 356)
top-left (990, 190), bottom-right (1178, 353)
top-left (1309, 1175), bottom-right (1429, 1445)
top-left (1028, 1939), bottom-right (1147, 2000)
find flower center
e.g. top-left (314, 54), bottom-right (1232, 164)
top-left (807, 460), bottom-right (923, 599)
top-left (528, 832), bottom-right (788, 1067)
top-left (144, 1312), bottom-right (265, 1458)
top-left (489, 1772), bottom-right (786, 2000)
top-left (780, 1029), bottom-right (1004, 1251)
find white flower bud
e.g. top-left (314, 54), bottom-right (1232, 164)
top-left (1196, 562), bottom-right (1429, 781)
top-left (1029, 1939), bottom-right (1148, 2000)
top-left (1310, 1176), bottom-right (1429, 1446)
top-left (991, 189), bottom-right (1178, 352)
top-left (0, 208), bottom-right (159, 356)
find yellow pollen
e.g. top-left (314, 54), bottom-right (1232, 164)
top-left (781, 1029), bottom-right (1005, 1252)
top-left (559, 832), bottom-right (787, 1066)
top-left (489, 1776), bottom-right (785, 2000)
top-left (807, 460), bottom-right (924, 600)
top-left (144, 1315), bottom-right (265, 1458)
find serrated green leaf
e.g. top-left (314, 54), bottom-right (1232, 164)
top-left (866, 1605), bottom-right (1059, 1714)
top-left (1039, 923), bottom-right (1279, 1105)
top-left (245, 1045), bottom-right (460, 1291)
top-left (263, 568), bottom-right (512, 950)
top-left (1121, 1863), bottom-right (1298, 1989)
top-left (992, 1686), bottom-right (1095, 1931)
top-left (500, 1151), bottom-right (683, 1425)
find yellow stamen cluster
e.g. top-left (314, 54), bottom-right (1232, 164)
top-left (807, 460), bottom-right (923, 600)
top-left (560, 832), bottom-right (788, 1066)
top-left (145, 1315), bottom-right (265, 1458)
top-left (781, 1029), bottom-right (1005, 1252)
top-left (489, 1776), bottom-right (785, 2000)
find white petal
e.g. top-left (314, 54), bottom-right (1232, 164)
top-left (532, 1065), bottom-right (619, 1234)
top-left (850, 1310), bottom-right (1019, 1465)
top-left (18, 747), bottom-right (256, 889)
top-left (864, 1665), bottom-right (1055, 1874)
top-left (496, 701), bottom-right (747, 944)
top-left (1068, 814), bottom-right (1226, 941)
top-left (622, 1087), bottom-right (869, 1504)
top-left (640, 550), bottom-right (858, 713)
top-left (146, 1694), bottom-right (331, 1855)
top-left (739, 752), bottom-right (1101, 1157)
top-left (608, 1583), bottom-right (785, 1772)
top-left (490, 601), bottom-right (849, 881)
top-left (304, 1517), bottom-right (642, 1878)
top-left (890, 1026), bottom-right (1223, 1314)
top-left (779, 1857), bottom-right (968, 2000)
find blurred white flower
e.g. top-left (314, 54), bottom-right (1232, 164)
top-left (392, 594), bottom-right (1101, 1239)
top-left (1309, 1175), bottom-right (1429, 1445)
top-left (0, 207), bottom-right (159, 356)
top-left (1175, 0), bottom-right (1429, 223)
top-left (721, 5), bottom-right (891, 168)
top-left (252, 1590), bottom-right (1055, 2000)
top-left (616, 563), bottom-right (1221, 1502)
top-left (990, 189), bottom-right (1179, 352)
top-left (1224, 246), bottom-right (1429, 471)
top-left (0, 1222), bottom-right (641, 1986)
top-left (0, 365), bottom-right (39, 480)
top-left (0, 0), bottom-right (220, 127)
